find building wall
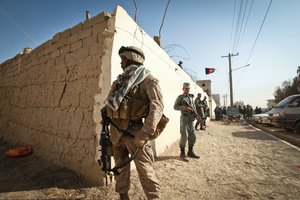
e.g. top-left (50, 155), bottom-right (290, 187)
top-left (267, 99), bottom-right (276, 109)
top-left (212, 94), bottom-right (221, 107)
top-left (0, 11), bottom-right (114, 184)
top-left (0, 6), bottom-right (216, 184)
top-left (111, 6), bottom-right (218, 155)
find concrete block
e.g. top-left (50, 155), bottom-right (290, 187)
top-left (82, 35), bottom-right (97, 48)
top-left (58, 81), bottom-right (81, 108)
top-left (61, 45), bottom-right (70, 55)
top-left (65, 52), bottom-right (76, 63)
top-left (69, 34), bottom-right (78, 44)
top-left (70, 40), bottom-right (83, 52)
top-left (52, 32), bottom-right (61, 43)
top-left (92, 22), bottom-right (107, 35)
top-left (61, 28), bottom-right (71, 39)
top-left (78, 27), bottom-right (92, 40)
top-left (43, 40), bottom-right (53, 49)
top-left (57, 38), bottom-right (69, 48)
top-left (83, 17), bottom-right (98, 29)
top-left (55, 55), bottom-right (65, 65)
top-left (89, 45), bottom-right (103, 56)
top-left (52, 48), bottom-right (61, 58)
top-left (38, 54), bottom-right (51, 64)
top-left (79, 77), bottom-right (99, 108)
top-left (75, 48), bottom-right (89, 59)
top-left (71, 22), bottom-right (83, 35)
top-left (95, 12), bottom-right (111, 23)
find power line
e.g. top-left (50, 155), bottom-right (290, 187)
top-left (246, 0), bottom-right (273, 64)
top-left (0, 6), bottom-right (38, 45)
top-left (229, 0), bottom-right (237, 52)
top-left (234, 0), bottom-right (249, 52)
top-left (237, 0), bottom-right (254, 52)
top-left (232, 0), bottom-right (244, 52)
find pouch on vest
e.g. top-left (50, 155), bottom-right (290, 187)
top-left (148, 114), bottom-right (169, 140)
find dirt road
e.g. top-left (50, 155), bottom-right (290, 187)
top-left (1, 121), bottom-right (299, 199)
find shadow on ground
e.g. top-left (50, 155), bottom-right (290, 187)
top-left (155, 155), bottom-right (180, 162)
top-left (0, 140), bottom-right (94, 193)
top-left (232, 130), bottom-right (277, 141)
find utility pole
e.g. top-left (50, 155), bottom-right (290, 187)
top-left (221, 53), bottom-right (239, 107)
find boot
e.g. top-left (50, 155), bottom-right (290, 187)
top-left (187, 147), bottom-right (200, 159)
top-left (119, 192), bottom-right (130, 200)
top-left (180, 147), bottom-right (189, 162)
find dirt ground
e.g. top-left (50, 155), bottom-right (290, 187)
top-left (1, 121), bottom-right (300, 200)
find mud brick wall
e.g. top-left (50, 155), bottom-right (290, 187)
top-left (0, 11), bottom-right (114, 183)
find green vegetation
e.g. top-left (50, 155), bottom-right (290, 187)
top-left (274, 66), bottom-right (300, 103)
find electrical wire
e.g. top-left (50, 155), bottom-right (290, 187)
top-left (0, 6), bottom-right (38, 45)
top-left (237, 0), bottom-right (254, 52)
top-left (234, 0), bottom-right (249, 52)
top-left (229, 0), bottom-right (237, 52)
top-left (246, 0), bottom-right (273, 64)
top-left (230, 0), bottom-right (254, 53)
top-left (232, 0), bottom-right (244, 52)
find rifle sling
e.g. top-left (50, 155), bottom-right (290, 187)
top-left (108, 118), bottom-right (135, 138)
top-left (110, 147), bottom-right (140, 175)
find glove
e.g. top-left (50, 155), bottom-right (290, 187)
top-left (132, 131), bottom-right (148, 148)
top-left (133, 137), bottom-right (145, 148)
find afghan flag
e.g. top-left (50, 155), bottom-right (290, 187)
top-left (205, 68), bottom-right (216, 75)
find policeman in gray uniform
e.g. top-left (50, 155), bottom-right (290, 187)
top-left (194, 93), bottom-right (205, 130)
top-left (105, 46), bottom-right (163, 199)
top-left (174, 82), bottom-right (200, 162)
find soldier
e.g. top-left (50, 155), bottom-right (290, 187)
top-left (174, 82), bottom-right (200, 162)
top-left (194, 93), bottom-right (205, 130)
top-left (104, 46), bottom-right (163, 200)
top-left (202, 96), bottom-right (209, 127)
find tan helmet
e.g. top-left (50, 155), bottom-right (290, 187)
top-left (118, 46), bottom-right (145, 64)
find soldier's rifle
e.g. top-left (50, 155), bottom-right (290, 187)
top-left (183, 97), bottom-right (202, 123)
top-left (98, 108), bottom-right (139, 186)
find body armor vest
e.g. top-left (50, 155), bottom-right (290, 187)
top-left (106, 76), bottom-right (152, 130)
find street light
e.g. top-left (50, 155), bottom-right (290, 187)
top-left (232, 64), bottom-right (250, 72)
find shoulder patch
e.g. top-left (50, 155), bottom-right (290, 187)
top-left (153, 78), bottom-right (159, 84)
top-left (146, 74), bottom-right (159, 84)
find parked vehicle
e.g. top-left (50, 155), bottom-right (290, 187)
top-left (269, 94), bottom-right (300, 134)
top-left (253, 111), bottom-right (271, 124)
top-left (222, 107), bottom-right (246, 125)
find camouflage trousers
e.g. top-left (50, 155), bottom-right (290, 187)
top-left (113, 136), bottom-right (160, 199)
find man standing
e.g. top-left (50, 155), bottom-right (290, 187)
top-left (104, 46), bottom-right (163, 199)
top-left (174, 83), bottom-right (200, 162)
top-left (202, 96), bottom-right (209, 127)
top-left (194, 93), bottom-right (205, 130)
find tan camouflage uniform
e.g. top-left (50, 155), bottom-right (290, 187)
top-left (106, 48), bottom-right (163, 199)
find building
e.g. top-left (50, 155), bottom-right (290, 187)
top-left (0, 6), bottom-right (216, 184)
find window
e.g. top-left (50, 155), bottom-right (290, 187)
top-left (289, 97), bottom-right (300, 107)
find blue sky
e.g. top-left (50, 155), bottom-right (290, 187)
top-left (1, 0), bottom-right (299, 108)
